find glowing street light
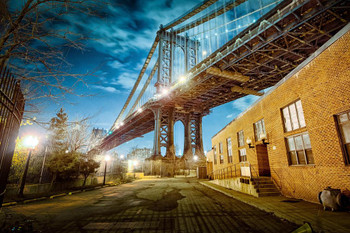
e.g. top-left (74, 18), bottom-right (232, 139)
top-left (137, 108), bottom-right (143, 113)
top-left (193, 155), bottom-right (198, 161)
top-left (179, 75), bottom-right (187, 83)
top-left (161, 87), bottom-right (169, 96)
top-left (120, 154), bottom-right (125, 159)
top-left (103, 155), bottom-right (111, 185)
top-left (202, 50), bottom-right (207, 56)
top-left (19, 135), bottom-right (39, 197)
top-left (23, 136), bottom-right (39, 149)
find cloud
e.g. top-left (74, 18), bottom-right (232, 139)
top-left (110, 72), bottom-right (139, 90)
top-left (108, 60), bottom-right (125, 69)
top-left (231, 95), bottom-right (260, 112)
top-left (226, 114), bottom-right (234, 119)
top-left (91, 85), bottom-right (120, 93)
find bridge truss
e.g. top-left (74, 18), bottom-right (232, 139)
top-left (96, 0), bottom-right (350, 162)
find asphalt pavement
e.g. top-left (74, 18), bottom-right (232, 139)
top-left (1, 177), bottom-right (299, 233)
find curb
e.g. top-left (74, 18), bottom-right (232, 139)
top-left (50, 193), bottom-right (66, 199)
top-left (2, 183), bottom-right (123, 207)
top-left (23, 197), bottom-right (47, 203)
top-left (2, 201), bottom-right (17, 207)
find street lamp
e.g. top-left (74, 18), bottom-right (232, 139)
top-left (103, 155), bottom-right (111, 185)
top-left (19, 136), bottom-right (39, 197)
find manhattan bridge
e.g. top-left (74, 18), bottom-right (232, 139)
top-left (91, 0), bottom-right (350, 169)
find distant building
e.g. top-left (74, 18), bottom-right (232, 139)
top-left (88, 128), bottom-right (107, 151)
top-left (207, 25), bottom-right (350, 203)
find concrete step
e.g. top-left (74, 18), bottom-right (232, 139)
top-left (258, 192), bottom-right (281, 197)
top-left (252, 180), bottom-right (274, 185)
top-left (254, 184), bottom-right (276, 188)
top-left (258, 188), bottom-right (279, 193)
top-left (252, 176), bottom-right (272, 181)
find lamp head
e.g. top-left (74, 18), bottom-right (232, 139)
top-left (23, 136), bottom-right (39, 149)
top-left (246, 138), bottom-right (252, 145)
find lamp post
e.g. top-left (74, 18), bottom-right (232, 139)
top-left (18, 136), bottom-right (39, 197)
top-left (103, 155), bottom-right (111, 185)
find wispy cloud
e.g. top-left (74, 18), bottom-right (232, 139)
top-left (231, 95), bottom-right (260, 112)
top-left (91, 85), bottom-right (120, 93)
top-left (108, 60), bottom-right (125, 69)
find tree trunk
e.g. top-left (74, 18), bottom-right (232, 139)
top-left (50, 173), bottom-right (57, 191)
top-left (82, 175), bottom-right (88, 190)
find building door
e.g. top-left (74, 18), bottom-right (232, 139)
top-left (256, 145), bottom-right (271, 176)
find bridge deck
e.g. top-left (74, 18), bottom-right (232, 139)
top-left (100, 0), bottom-right (350, 151)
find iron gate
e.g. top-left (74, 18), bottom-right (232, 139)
top-left (0, 64), bottom-right (25, 207)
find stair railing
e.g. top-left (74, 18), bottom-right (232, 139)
top-left (208, 161), bottom-right (261, 192)
top-left (249, 164), bottom-right (260, 193)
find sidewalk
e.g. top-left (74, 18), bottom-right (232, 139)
top-left (200, 180), bottom-right (350, 233)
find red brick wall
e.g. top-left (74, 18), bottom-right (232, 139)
top-left (211, 29), bottom-right (350, 203)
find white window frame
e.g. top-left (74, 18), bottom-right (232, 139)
top-left (239, 148), bottom-right (247, 162)
top-left (237, 130), bottom-right (244, 147)
top-left (219, 142), bottom-right (223, 154)
top-left (227, 137), bottom-right (232, 163)
top-left (336, 111), bottom-right (350, 165)
top-left (286, 132), bottom-right (314, 165)
top-left (282, 100), bottom-right (306, 132)
top-left (254, 119), bottom-right (266, 141)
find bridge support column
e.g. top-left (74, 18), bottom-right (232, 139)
top-left (163, 107), bottom-right (176, 177)
top-left (183, 113), bottom-right (193, 160)
top-left (194, 114), bottom-right (205, 160)
top-left (152, 108), bottom-right (162, 159)
top-left (165, 107), bottom-right (175, 159)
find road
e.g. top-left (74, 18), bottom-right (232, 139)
top-left (1, 178), bottom-right (299, 232)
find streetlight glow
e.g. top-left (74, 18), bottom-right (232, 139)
top-left (23, 136), bottom-right (39, 149)
top-left (105, 155), bottom-right (111, 161)
top-left (161, 88), bottom-right (169, 96)
top-left (179, 76), bottom-right (187, 83)
top-left (193, 155), bottom-right (198, 161)
top-left (133, 160), bottom-right (139, 166)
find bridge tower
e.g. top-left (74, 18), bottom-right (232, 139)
top-left (152, 26), bottom-right (205, 174)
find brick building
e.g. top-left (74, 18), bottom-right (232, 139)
top-left (207, 24), bottom-right (350, 203)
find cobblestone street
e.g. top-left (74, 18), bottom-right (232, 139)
top-left (1, 178), bottom-right (299, 232)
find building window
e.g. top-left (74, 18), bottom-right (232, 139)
top-left (254, 119), bottom-right (266, 141)
top-left (239, 148), bottom-right (247, 162)
top-left (219, 142), bottom-right (223, 154)
top-left (282, 100), bottom-right (306, 132)
top-left (220, 155), bottom-right (224, 164)
top-left (213, 146), bottom-right (217, 164)
top-left (336, 111), bottom-right (350, 164)
top-left (227, 137), bottom-right (233, 163)
top-left (286, 133), bottom-right (314, 165)
top-left (237, 130), bottom-right (244, 147)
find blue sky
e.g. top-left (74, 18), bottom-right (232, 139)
top-left (19, 0), bottom-right (261, 156)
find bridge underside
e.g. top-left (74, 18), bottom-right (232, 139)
top-left (99, 0), bottom-right (350, 156)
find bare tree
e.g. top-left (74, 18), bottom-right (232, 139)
top-left (0, 0), bottom-right (105, 115)
top-left (67, 117), bottom-right (91, 153)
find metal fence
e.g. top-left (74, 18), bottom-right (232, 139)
top-left (0, 64), bottom-right (25, 207)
